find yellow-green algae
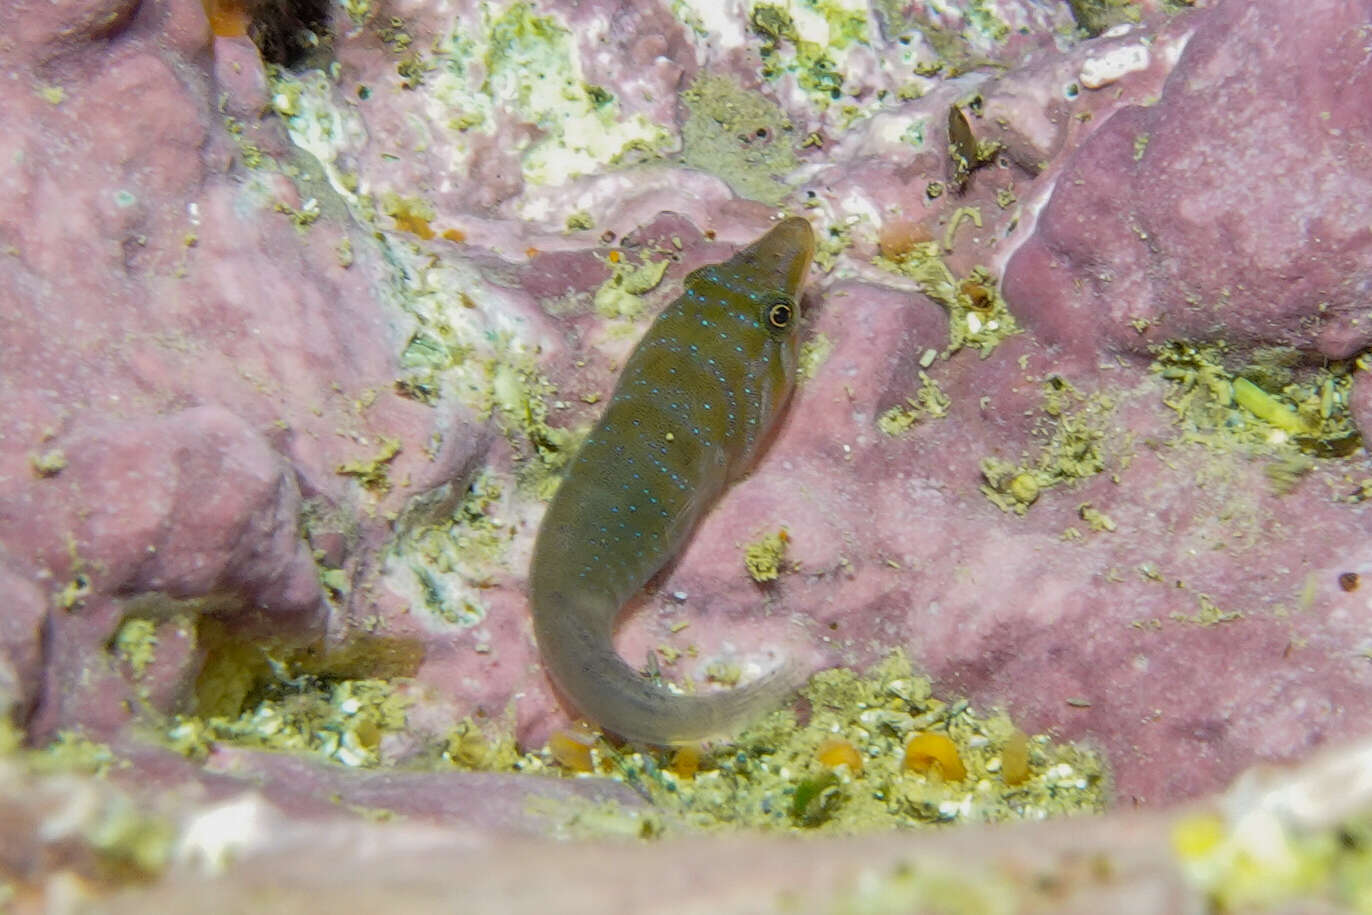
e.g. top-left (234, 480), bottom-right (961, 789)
top-left (798, 331), bottom-right (834, 380)
top-left (742, 0), bottom-right (1013, 130)
top-left (140, 641), bottom-right (1105, 838)
top-left (398, 469), bottom-right (513, 627)
top-left (681, 73), bottom-right (799, 206)
top-left (30, 448), bottom-right (67, 476)
top-left (31, 730), bottom-right (121, 777)
top-left (1173, 811), bottom-right (1372, 913)
top-left (482, 3), bottom-right (669, 183)
top-left (113, 617), bottom-right (159, 680)
top-left (592, 253), bottom-right (671, 321)
top-left (164, 618), bottom-right (422, 769)
top-left (980, 377), bottom-right (1115, 515)
top-left (335, 435), bottom-right (402, 494)
top-left (0, 721), bottom-right (174, 887)
top-left (98, 619), bottom-right (1108, 838)
top-left (876, 242), bottom-right (1021, 357)
top-left (1066, 0), bottom-right (1143, 36)
top-left (507, 652), bottom-right (1107, 836)
top-left (1151, 341), bottom-right (1361, 468)
top-left (743, 528), bottom-right (791, 582)
top-left (878, 371), bottom-right (950, 436)
top-left (333, 4), bottom-right (671, 186)
top-left (749, 1), bottom-right (869, 106)
top-left (169, 675), bottom-right (410, 769)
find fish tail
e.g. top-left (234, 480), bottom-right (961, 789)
top-left (534, 591), bottom-right (800, 746)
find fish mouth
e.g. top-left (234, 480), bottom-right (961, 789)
top-left (744, 216), bottom-right (816, 300)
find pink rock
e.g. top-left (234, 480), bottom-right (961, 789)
top-left (6, 0), bottom-right (141, 55)
top-left (0, 0), bottom-right (488, 742)
top-left (4, 0), bottom-right (1372, 891)
top-left (203, 745), bottom-right (651, 834)
top-left (1003, 0), bottom-right (1372, 365)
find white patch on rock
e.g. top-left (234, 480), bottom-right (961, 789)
top-left (1079, 44), bottom-right (1150, 89)
top-left (176, 794), bottom-right (277, 876)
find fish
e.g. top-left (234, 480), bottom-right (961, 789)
top-left (529, 216), bottom-right (815, 745)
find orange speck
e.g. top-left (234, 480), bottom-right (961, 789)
top-left (525, 247), bottom-right (540, 259)
top-left (670, 745), bottom-right (701, 779)
top-left (392, 213), bottom-right (435, 240)
top-left (1001, 729), bottom-right (1030, 786)
top-left (203, 0), bottom-right (250, 37)
top-left (547, 725), bottom-right (597, 773)
top-left (903, 732), bottom-right (966, 781)
top-left (441, 227), bottom-right (466, 244)
top-left (608, 249), bottom-right (621, 263)
top-left (816, 737), bottom-right (863, 772)
top-left (877, 219), bottom-right (932, 258)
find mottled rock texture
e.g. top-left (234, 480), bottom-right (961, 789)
top-left (1003, 0), bottom-right (1372, 365)
top-left (0, 0), bottom-right (488, 743)
top-left (2, 1), bottom-right (1372, 907)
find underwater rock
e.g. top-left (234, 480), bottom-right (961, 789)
top-left (2, 4), bottom-right (1372, 908)
top-left (1002, 0), bottom-right (1372, 365)
top-left (0, 0), bottom-right (488, 740)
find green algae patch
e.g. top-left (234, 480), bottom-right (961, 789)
top-left (30, 448), bottom-right (67, 477)
top-left (31, 731), bottom-right (122, 778)
top-left (798, 332), bottom-right (834, 380)
top-left (878, 371), bottom-right (950, 436)
top-left (442, 715), bottom-right (525, 771)
top-left (825, 858), bottom-right (1020, 914)
top-left (748, 1), bottom-right (896, 119)
top-left (813, 220), bottom-right (852, 274)
top-left (168, 617), bottom-right (424, 768)
top-left (112, 617), bottom-right (159, 679)
top-left (170, 675), bottom-right (411, 769)
top-left (400, 317), bottom-right (577, 498)
top-left (481, 2), bottom-right (669, 185)
top-left (877, 242), bottom-right (1020, 357)
top-left (505, 651), bottom-right (1106, 836)
top-left (682, 73), bottom-right (798, 206)
top-left (593, 254), bottom-right (671, 321)
top-left (743, 528), bottom-right (791, 582)
top-left (980, 377), bottom-right (1115, 515)
top-left (1, 729), bottom-right (177, 886)
top-left (398, 469), bottom-right (514, 627)
top-left (1173, 811), bottom-right (1372, 912)
top-left (70, 792), bottom-right (175, 881)
top-left (1067, 0), bottom-right (1143, 36)
top-left (565, 210), bottom-right (594, 231)
top-left (336, 435), bottom-right (403, 494)
top-left (1151, 342), bottom-right (1362, 467)
top-left (147, 640), bottom-right (1104, 839)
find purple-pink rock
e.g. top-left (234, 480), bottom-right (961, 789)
top-left (2, 0), bottom-right (1372, 905)
top-left (0, 0), bottom-right (488, 740)
top-left (1003, 0), bottom-right (1372, 365)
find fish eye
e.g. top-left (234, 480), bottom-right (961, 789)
top-left (767, 300), bottom-right (793, 329)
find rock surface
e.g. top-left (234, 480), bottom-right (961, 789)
top-left (2, 0), bottom-right (1371, 906)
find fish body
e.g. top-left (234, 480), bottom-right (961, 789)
top-left (529, 217), bottom-right (815, 745)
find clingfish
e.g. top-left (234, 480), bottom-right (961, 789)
top-left (529, 217), bottom-right (816, 745)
